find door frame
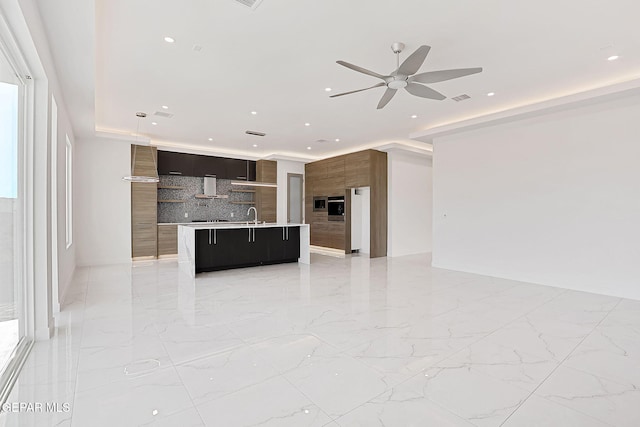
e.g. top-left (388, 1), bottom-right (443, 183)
top-left (286, 173), bottom-right (303, 224)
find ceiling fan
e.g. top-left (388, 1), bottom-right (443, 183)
top-left (331, 42), bottom-right (482, 109)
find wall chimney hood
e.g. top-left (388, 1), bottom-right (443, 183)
top-left (204, 176), bottom-right (217, 196)
top-left (195, 176), bottom-right (228, 199)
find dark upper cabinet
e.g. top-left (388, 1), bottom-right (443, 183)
top-left (157, 151), bottom-right (195, 176)
top-left (159, 151), bottom-right (257, 179)
top-left (248, 161), bottom-right (256, 181)
top-left (193, 155), bottom-right (225, 178)
top-left (225, 158), bottom-right (250, 180)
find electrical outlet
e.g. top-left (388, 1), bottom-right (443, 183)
top-left (230, 212), bottom-right (234, 218)
top-left (184, 212), bottom-right (188, 218)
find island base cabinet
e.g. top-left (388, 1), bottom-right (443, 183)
top-left (195, 229), bottom-right (236, 271)
top-left (284, 226), bottom-right (300, 260)
top-left (270, 226), bottom-right (300, 261)
top-left (195, 227), bottom-right (301, 273)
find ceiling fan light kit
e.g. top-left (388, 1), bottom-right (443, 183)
top-left (331, 42), bottom-right (483, 109)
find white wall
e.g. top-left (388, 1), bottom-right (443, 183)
top-left (3, 0), bottom-right (82, 337)
top-left (276, 160), bottom-right (305, 224)
top-left (53, 100), bottom-right (76, 303)
top-left (433, 93), bottom-right (640, 300)
top-left (387, 150), bottom-right (433, 257)
top-left (76, 137), bottom-right (131, 266)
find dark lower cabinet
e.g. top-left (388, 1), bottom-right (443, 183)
top-left (283, 226), bottom-right (300, 260)
top-left (195, 229), bottom-right (236, 271)
top-left (195, 226), bottom-right (301, 273)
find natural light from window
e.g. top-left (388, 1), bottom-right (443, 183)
top-left (0, 82), bottom-right (18, 199)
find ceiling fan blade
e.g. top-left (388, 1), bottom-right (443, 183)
top-left (336, 60), bottom-right (387, 80)
top-left (377, 88), bottom-right (397, 109)
top-left (405, 83), bottom-right (446, 100)
top-left (411, 67), bottom-right (483, 84)
top-left (329, 82), bottom-right (386, 98)
top-left (397, 45), bottom-right (431, 76)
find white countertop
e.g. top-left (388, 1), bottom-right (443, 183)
top-left (178, 222), bottom-right (308, 230)
top-left (158, 221), bottom-right (251, 226)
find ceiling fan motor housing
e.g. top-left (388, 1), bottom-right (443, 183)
top-left (387, 76), bottom-right (408, 89)
top-left (391, 42), bottom-right (405, 54)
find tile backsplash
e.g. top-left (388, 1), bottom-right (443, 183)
top-left (157, 175), bottom-right (255, 223)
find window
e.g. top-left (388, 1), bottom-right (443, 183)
top-left (0, 81), bottom-right (18, 198)
top-left (65, 135), bottom-right (72, 248)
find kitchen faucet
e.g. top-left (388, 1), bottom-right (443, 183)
top-left (247, 207), bottom-right (258, 225)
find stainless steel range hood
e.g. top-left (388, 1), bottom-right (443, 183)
top-left (204, 176), bottom-right (217, 196)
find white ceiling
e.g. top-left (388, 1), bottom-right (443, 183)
top-left (37, 0), bottom-right (640, 160)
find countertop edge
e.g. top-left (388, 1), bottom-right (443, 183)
top-left (177, 223), bottom-right (309, 230)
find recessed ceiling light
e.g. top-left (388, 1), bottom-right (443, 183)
top-left (151, 122), bottom-right (157, 125)
top-left (304, 123), bottom-right (310, 127)
top-left (487, 92), bottom-right (495, 97)
top-left (335, 138), bottom-right (340, 142)
top-left (253, 144), bottom-right (258, 148)
top-left (164, 37), bottom-right (175, 43)
top-left (208, 138), bottom-right (213, 141)
top-left (162, 105), bottom-right (169, 109)
top-left (607, 55), bottom-right (619, 61)
top-left (411, 115), bottom-right (418, 119)
top-left (307, 146), bottom-right (311, 150)
top-left (325, 88), bottom-right (332, 92)
top-left (251, 111), bottom-right (257, 115)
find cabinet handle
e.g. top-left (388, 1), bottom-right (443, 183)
top-left (282, 227), bottom-right (285, 240)
top-left (209, 229), bottom-right (212, 245)
top-left (214, 229), bottom-right (217, 245)
top-left (253, 228), bottom-right (255, 242)
top-left (248, 228), bottom-right (252, 242)
top-left (169, 171), bottom-right (182, 175)
top-left (205, 174), bottom-right (216, 177)
top-left (286, 227), bottom-right (289, 240)
top-left (236, 176), bottom-right (246, 180)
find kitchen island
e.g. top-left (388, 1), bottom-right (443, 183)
top-left (178, 223), bottom-right (310, 277)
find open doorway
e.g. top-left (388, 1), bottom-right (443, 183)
top-left (350, 187), bottom-right (370, 255)
top-left (287, 173), bottom-right (303, 223)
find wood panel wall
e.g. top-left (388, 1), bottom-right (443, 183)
top-left (131, 145), bottom-right (158, 259)
top-left (157, 224), bottom-right (178, 256)
top-left (255, 160), bottom-right (277, 222)
top-left (305, 149), bottom-right (387, 258)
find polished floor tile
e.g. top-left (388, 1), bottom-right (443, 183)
top-left (535, 365), bottom-right (640, 427)
top-left (2, 253), bottom-right (638, 426)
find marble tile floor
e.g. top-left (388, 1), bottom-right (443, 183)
top-left (0, 319), bottom-right (19, 373)
top-left (1, 254), bottom-right (639, 426)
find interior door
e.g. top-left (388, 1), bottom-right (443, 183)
top-left (287, 173), bottom-right (303, 223)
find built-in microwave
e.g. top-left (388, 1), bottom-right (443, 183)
top-left (327, 196), bottom-right (345, 221)
top-left (313, 196), bottom-right (327, 212)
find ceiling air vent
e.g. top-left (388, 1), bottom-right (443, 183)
top-left (451, 94), bottom-right (471, 102)
top-left (316, 139), bottom-right (327, 143)
top-left (234, 0), bottom-right (264, 10)
top-left (154, 111), bottom-right (174, 118)
top-left (246, 130), bottom-right (266, 137)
